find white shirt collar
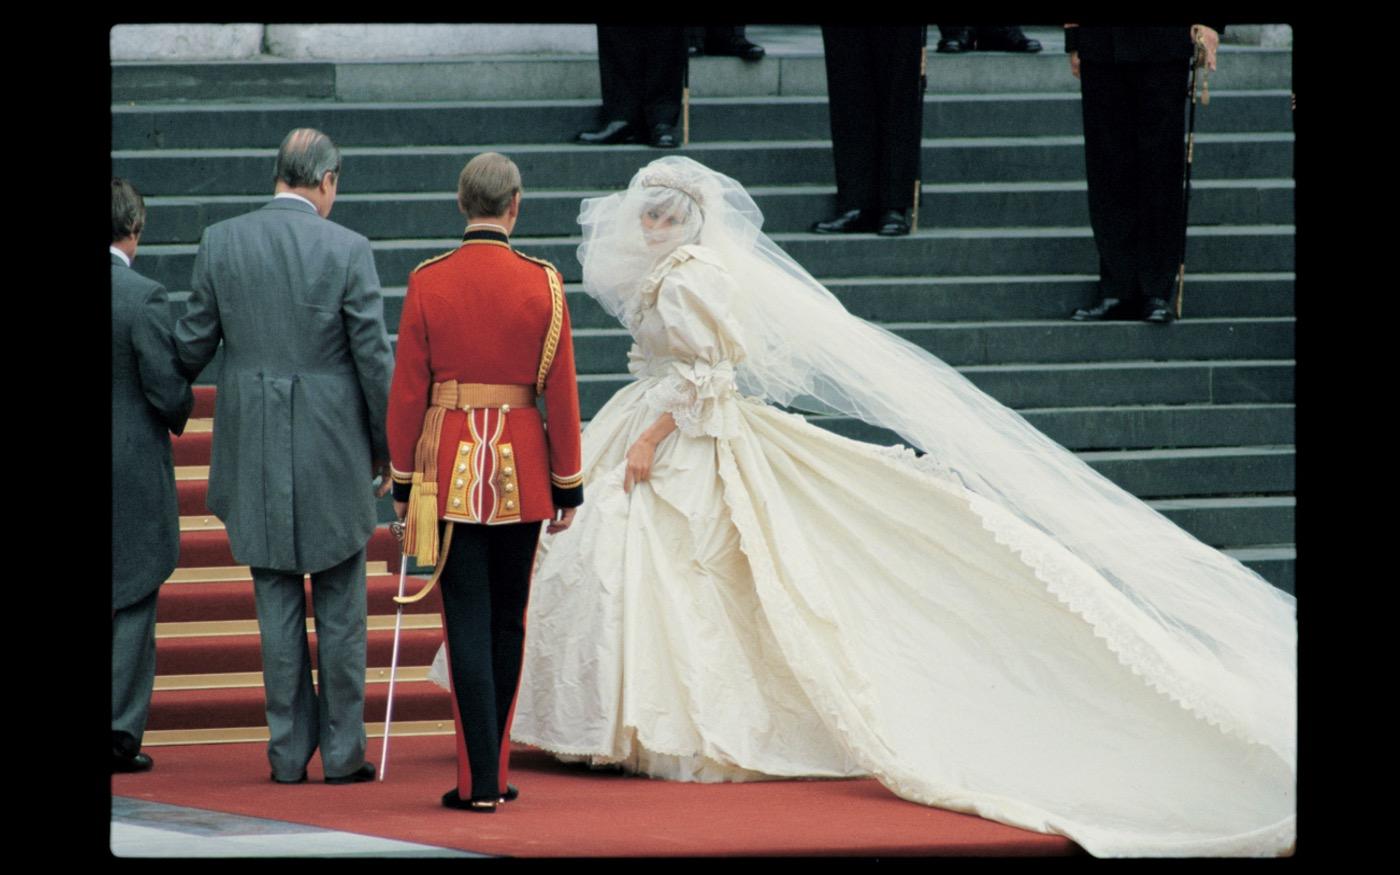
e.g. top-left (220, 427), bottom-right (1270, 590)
top-left (109, 245), bottom-right (131, 267)
top-left (274, 191), bottom-right (318, 211)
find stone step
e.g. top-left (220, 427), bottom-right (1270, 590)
top-left (570, 359), bottom-right (1297, 413)
top-left (560, 318), bottom-right (1292, 370)
top-left (812, 402), bottom-right (1294, 452)
top-left (1223, 546), bottom-right (1294, 595)
top-left (139, 179), bottom-right (1295, 244)
top-left (1149, 496), bottom-right (1293, 550)
top-left (110, 44), bottom-right (1292, 103)
top-left (139, 225), bottom-right (1295, 291)
top-left (1076, 445), bottom-right (1293, 499)
top-left (111, 91), bottom-right (1293, 151)
top-left (111, 133), bottom-right (1294, 196)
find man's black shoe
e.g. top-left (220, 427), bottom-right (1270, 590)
top-left (499, 783), bottom-right (519, 803)
top-left (650, 124), bottom-right (680, 149)
top-left (113, 751), bottom-right (154, 773)
top-left (707, 37), bottom-right (765, 61)
top-left (1070, 298), bottom-right (1131, 321)
top-left (325, 762), bottom-right (375, 784)
top-left (812, 209), bottom-right (875, 234)
top-left (876, 210), bottom-right (911, 236)
top-left (1142, 297), bottom-right (1175, 323)
top-left (977, 30), bottom-right (1043, 53)
top-left (576, 120), bottom-right (640, 145)
top-left (442, 788), bottom-right (498, 812)
top-left (937, 29), bottom-right (973, 53)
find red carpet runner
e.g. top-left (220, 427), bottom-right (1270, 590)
top-left (112, 736), bottom-right (1080, 857)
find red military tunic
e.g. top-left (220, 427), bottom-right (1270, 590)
top-left (387, 227), bottom-right (583, 543)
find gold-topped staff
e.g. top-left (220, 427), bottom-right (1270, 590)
top-left (1174, 34), bottom-right (1211, 319)
top-left (912, 26), bottom-right (928, 232)
top-left (682, 48), bottom-right (691, 146)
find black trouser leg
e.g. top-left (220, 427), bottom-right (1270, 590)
top-left (597, 26), bottom-right (684, 130)
top-left (871, 26), bottom-right (924, 214)
top-left (1080, 59), bottom-right (1144, 304)
top-left (439, 521), bottom-right (541, 800)
top-left (641, 27), bottom-right (686, 129)
top-left (1135, 60), bottom-right (1190, 299)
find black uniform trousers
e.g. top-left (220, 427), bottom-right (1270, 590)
top-left (596, 26), bottom-right (686, 131)
top-left (1079, 58), bottom-right (1190, 304)
top-left (438, 520), bottom-right (541, 800)
top-left (820, 26), bottom-right (925, 215)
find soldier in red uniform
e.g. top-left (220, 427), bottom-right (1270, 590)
top-left (386, 152), bottom-right (583, 812)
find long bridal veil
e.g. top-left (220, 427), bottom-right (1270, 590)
top-left (576, 156), bottom-right (1296, 771)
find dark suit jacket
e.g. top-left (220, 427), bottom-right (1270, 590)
top-left (112, 252), bottom-right (193, 610)
top-left (175, 197), bottom-right (394, 573)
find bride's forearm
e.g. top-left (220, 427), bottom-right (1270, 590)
top-left (637, 412), bottom-right (677, 448)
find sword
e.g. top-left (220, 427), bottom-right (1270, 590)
top-left (379, 518), bottom-right (408, 781)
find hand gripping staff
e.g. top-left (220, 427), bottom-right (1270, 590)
top-left (378, 518), bottom-right (455, 780)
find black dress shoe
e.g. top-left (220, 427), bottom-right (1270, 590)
top-left (1070, 298), bottom-right (1131, 321)
top-left (976, 30), bottom-right (1043, 53)
top-left (113, 751), bottom-right (153, 774)
top-left (812, 209), bottom-right (875, 234)
top-left (936, 29), bottom-right (972, 53)
top-left (707, 37), bottom-right (765, 61)
top-left (442, 788), bottom-right (498, 812)
top-left (271, 770), bottom-right (307, 784)
top-left (1142, 297), bottom-right (1174, 323)
top-left (499, 783), bottom-right (519, 803)
top-left (325, 762), bottom-right (375, 784)
top-left (575, 120), bottom-right (640, 145)
top-left (876, 210), bottom-right (911, 237)
top-left (649, 124), bottom-right (680, 149)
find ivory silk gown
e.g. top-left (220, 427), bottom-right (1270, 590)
top-left (500, 244), bottom-right (1295, 857)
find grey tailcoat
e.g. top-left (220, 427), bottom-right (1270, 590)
top-left (175, 198), bottom-right (394, 573)
top-left (112, 253), bottom-right (193, 610)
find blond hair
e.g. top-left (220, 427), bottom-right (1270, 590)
top-left (458, 152), bottom-right (522, 218)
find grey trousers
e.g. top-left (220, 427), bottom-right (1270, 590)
top-left (251, 548), bottom-right (367, 780)
top-left (112, 585), bottom-right (160, 754)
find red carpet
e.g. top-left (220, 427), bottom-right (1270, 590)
top-left (113, 736), bottom-right (1080, 857)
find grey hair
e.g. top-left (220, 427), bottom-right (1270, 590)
top-left (458, 152), bottom-right (522, 218)
top-left (112, 176), bottom-right (145, 243)
top-left (274, 128), bottom-right (342, 189)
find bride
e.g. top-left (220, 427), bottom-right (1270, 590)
top-left (430, 157), bottom-right (1296, 857)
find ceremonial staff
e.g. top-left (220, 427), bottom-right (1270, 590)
top-left (912, 26), bottom-right (928, 232)
top-left (1174, 34), bottom-right (1213, 319)
top-left (682, 48), bottom-right (691, 146)
top-left (378, 520), bottom-right (455, 779)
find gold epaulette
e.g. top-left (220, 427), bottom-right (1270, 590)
top-left (513, 250), bottom-right (558, 276)
top-left (412, 248), bottom-right (457, 274)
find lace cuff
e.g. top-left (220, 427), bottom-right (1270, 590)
top-left (642, 359), bottom-right (738, 438)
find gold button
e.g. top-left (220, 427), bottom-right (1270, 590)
top-left (452, 498), bottom-right (462, 508)
top-left (503, 466), bottom-right (513, 476)
top-left (458, 463), bottom-right (467, 473)
top-left (502, 448), bottom-right (512, 458)
top-left (505, 500), bottom-right (515, 510)
top-left (455, 478), bottom-right (465, 488)
top-left (501, 404), bottom-right (511, 415)
top-left (459, 445), bottom-right (469, 455)
top-left (504, 483), bottom-right (515, 492)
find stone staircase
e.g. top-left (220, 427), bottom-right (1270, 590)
top-left (113, 27), bottom-right (1294, 744)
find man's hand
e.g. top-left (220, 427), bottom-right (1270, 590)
top-left (1191, 25), bottom-right (1219, 72)
top-left (373, 459), bottom-right (392, 498)
top-left (1069, 50), bottom-right (1080, 79)
top-left (547, 506), bottom-right (576, 534)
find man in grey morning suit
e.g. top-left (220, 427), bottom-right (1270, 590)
top-left (175, 129), bottom-right (395, 784)
top-left (112, 177), bottom-right (194, 774)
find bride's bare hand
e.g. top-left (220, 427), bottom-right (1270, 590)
top-left (623, 437), bottom-right (657, 493)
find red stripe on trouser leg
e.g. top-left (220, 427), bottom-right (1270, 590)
top-left (438, 605), bottom-right (473, 795)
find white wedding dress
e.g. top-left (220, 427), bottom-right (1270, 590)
top-left (501, 244), bottom-right (1295, 857)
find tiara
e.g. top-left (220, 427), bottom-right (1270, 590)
top-left (637, 168), bottom-right (706, 208)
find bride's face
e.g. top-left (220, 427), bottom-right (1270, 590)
top-left (636, 189), bottom-right (699, 251)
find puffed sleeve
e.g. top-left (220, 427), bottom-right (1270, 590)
top-left (642, 254), bottom-right (747, 438)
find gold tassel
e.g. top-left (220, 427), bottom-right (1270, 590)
top-left (402, 474), bottom-right (440, 566)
